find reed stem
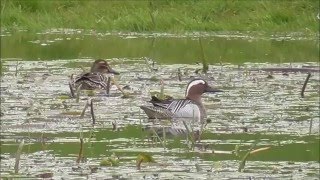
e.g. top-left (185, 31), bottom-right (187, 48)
top-left (199, 37), bottom-right (208, 73)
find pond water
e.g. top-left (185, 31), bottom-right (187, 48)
top-left (0, 30), bottom-right (319, 179)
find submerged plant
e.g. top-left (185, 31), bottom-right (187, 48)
top-left (136, 153), bottom-right (155, 170)
top-left (100, 153), bottom-right (119, 167)
top-left (238, 146), bottom-right (271, 172)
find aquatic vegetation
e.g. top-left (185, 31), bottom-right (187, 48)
top-left (100, 154), bottom-right (120, 167)
top-left (0, 32), bottom-right (319, 178)
top-left (199, 37), bottom-right (208, 73)
top-left (136, 153), bottom-right (155, 170)
top-left (238, 146), bottom-right (271, 172)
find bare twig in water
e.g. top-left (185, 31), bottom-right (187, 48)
top-left (69, 78), bottom-right (74, 98)
top-left (75, 84), bottom-right (82, 103)
top-left (195, 163), bottom-right (202, 172)
top-left (40, 133), bottom-right (46, 151)
top-left (198, 120), bottom-right (209, 142)
top-left (309, 119), bottom-right (313, 135)
top-left (112, 120), bottom-right (117, 131)
top-left (80, 99), bottom-right (90, 118)
top-left (79, 98), bottom-right (95, 124)
top-left (69, 74), bottom-right (75, 98)
top-left (199, 37), bottom-right (208, 73)
top-left (14, 140), bottom-right (25, 173)
top-left (106, 76), bottom-right (111, 95)
top-left (15, 60), bottom-right (19, 77)
top-left (90, 99), bottom-right (95, 125)
top-left (76, 138), bottom-right (84, 163)
top-left (301, 73), bottom-right (311, 98)
top-left (160, 79), bottom-right (164, 100)
top-left (177, 68), bottom-right (182, 81)
top-left (110, 77), bottom-right (127, 96)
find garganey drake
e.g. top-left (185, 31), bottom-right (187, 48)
top-left (140, 79), bottom-right (222, 122)
top-left (69, 59), bottom-right (120, 97)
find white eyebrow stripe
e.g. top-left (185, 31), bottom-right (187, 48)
top-left (185, 79), bottom-right (205, 96)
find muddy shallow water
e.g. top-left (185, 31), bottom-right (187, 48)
top-left (1, 31), bottom-right (319, 179)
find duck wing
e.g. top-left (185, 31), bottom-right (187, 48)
top-left (73, 72), bottom-right (109, 90)
top-left (140, 106), bottom-right (174, 119)
top-left (74, 72), bottom-right (106, 83)
top-left (141, 98), bottom-right (194, 119)
top-left (165, 99), bottom-right (194, 114)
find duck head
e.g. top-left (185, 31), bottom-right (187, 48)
top-left (185, 79), bottom-right (222, 103)
top-left (90, 59), bottom-right (120, 75)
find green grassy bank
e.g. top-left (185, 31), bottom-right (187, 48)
top-left (1, 0), bottom-right (319, 34)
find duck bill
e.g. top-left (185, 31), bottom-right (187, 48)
top-left (205, 86), bottom-right (223, 93)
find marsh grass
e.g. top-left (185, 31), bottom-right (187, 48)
top-left (1, 0), bottom-right (318, 34)
top-left (199, 37), bottom-right (208, 73)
